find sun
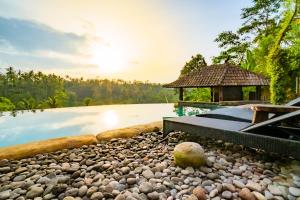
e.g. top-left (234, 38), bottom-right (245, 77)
top-left (91, 43), bottom-right (126, 74)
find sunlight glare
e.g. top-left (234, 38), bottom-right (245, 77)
top-left (91, 43), bottom-right (126, 74)
top-left (102, 110), bottom-right (119, 127)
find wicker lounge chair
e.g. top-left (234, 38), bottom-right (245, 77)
top-left (197, 97), bottom-right (300, 123)
top-left (163, 109), bottom-right (300, 159)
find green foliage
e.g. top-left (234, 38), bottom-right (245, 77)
top-left (180, 54), bottom-right (207, 76)
top-left (0, 67), bottom-right (177, 110)
top-left (45, 91), bottom-right (68, 108)
top-left (240, 50), bottom-right (257, 71)
top-left (83, 97), bottom-right (92, 106)
top-left (179, 54), bottom-right (211, 101)
top-left (242, 86), bottom-right (257, 100)
top-left (213, 31), bottom-right (249, 64)
top-left (267, 0), bottom-right (298, 104)
top-left (213, 0), bottom-right (282, 65)
top-left (239, 0), bottom-right (282, 40)
top-left (213, 0), bottom-right (300, 104)
top-left (184, 88), bottom-right (211, 102)
top-left (0, 97), bottom-right (15, 111)
top-left (17, 97), bottom-right (41, 110)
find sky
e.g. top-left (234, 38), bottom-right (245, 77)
top-left (0, 0), bottom-right (252, 83)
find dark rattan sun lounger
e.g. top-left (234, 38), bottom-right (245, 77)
top-left (197, 97), bottom-right (300, 123)
top-left (198, 107), bottom-right (253, 122)
top-left (163, 110), bottom-right (300, 159)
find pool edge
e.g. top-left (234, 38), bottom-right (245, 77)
top-left (0, 121), bottom-right (163, 160)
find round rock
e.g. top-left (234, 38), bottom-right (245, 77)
top-left (192, 186), bottom-right (206, 200)
top-left (173, 142), bottom-right (206, 168)
top-left (139, 182), bottom-right (153, 194)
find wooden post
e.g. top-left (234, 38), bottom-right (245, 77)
top-left (219, 86), bottom-right (223, 102)
top-left (179, 88), bottom-right (183, 101)
top-left (252, 111), bottom-right (269, 123)
top-left (210, 87), bottom-right (213, 102)
top-left (296, 77), bottom-right (300, 95)
top-left (256, 86), bottom-right (261, 100)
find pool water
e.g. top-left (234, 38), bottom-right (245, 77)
top-left (0, 103), bottom-right (217, 147)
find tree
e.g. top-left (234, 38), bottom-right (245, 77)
top-left (239, 0), bottom-right (282, 40)
top-left (0, 67), bottom-right (177, 110)
top-left (0, 97), bottom-right (15, 111)
top-left (83, 97), bottom-right (92, 106)
top-left (267, 0), bottom-right (299, 104)
top-left (213, 31), bottom-right (249, 64)
top-left (45, 91), bottom-right (68, 108)
top-left (213, 0), bottom-right (282, 65)
top-left (180, 54), bottom-right (207, 76)
top-left (179, 54), bottom-right (210, 101)
top-left (17, 97), bottom-right (41, 110)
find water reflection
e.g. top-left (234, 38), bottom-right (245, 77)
top-left (174, 105), bottom-right (215, 116)
top-left (0, 104), bottom-right (218, 147)
top-left (0, 109), bottom-right (44, 117)
top-left (0, 104), bottom-right (178, 147)
top-left (102, 110), bottom-right (119, 127)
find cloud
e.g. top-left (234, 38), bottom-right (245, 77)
top-left (0, 16), bottom-right (104, 75)
top-left (0, 16), bottom-right (91, 55)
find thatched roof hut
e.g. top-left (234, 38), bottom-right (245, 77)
top-left (164, 64), bottom-right (269, 102)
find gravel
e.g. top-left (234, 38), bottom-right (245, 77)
top-left (0, 131), bottom-right (299, 200)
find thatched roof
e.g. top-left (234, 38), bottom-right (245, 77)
top-left (164, 64), bottom-right (269, 88)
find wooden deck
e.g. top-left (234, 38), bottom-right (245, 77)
top-left (178, 100), bottom-right (270, 107)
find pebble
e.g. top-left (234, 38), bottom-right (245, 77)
top-left (207, 172), bottom-right (219, 180)
top-left (142, 169), bottom-right (154, 179)
top-left (209, 189), bottom-right (219, 198)
top-left (192, 186), bottom-right (206, 200)
top-left (0, 190), bottom-right (10, 200)
top-left (222, 183), bottom-right (235, 192)
top-left (63, 197), bottom-right (75, 200)
top-left (26, 186), bottom-right (44, 199)
top-left (78, 185), bottom-right (88, 197)
top-left (13, 175), bottom-right (26, 182)
top-left (239, 188), bottom-right (256, 200)
top-left (289, 187), bottom-right (300, 197)
top-left (90, 192), bottom-right (104, 200)
top-left (252, 191), bottom-right (266, 200)
top-left (147, 191), bottom-right (159, 200)
top-left (127, 178), bottom-right (137, 185)
top-left (221, 191), bottom-right (232, 199)
top-left (268, 185), bottom-right (282, 196)
top-left (139, 182), bottom-right (153, 193)
top-left (15, 167), bottom-right (27, 174)
top-left (233, 180), bottom-right (246, 188)
top-left (246, 181), bottom-right (262, 192)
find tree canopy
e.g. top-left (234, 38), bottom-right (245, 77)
top-left (211, 0), bottom-right (300, 104)
top-left (0, 67), bottom-right (177, 112)
top-left (180, 54), bottom-right (207, 76)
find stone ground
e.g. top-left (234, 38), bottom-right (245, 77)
top-left (0, 131), bottom-right (299, 200)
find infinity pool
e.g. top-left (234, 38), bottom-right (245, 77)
top-left (0, 103), bottom-right (216, 147)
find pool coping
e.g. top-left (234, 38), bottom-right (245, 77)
top-left (0, 121), bottom-right (162, 160)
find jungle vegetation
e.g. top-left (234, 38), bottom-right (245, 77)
top-left (0, 67), bottom-right (177, 111)
top-left (181, 0), bottom-right (300, 104)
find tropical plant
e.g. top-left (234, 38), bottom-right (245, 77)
top-left (0, 97), bottom-right (15, 111)
top-left (180, 54), bottom-right (207, 76)
top-left (267, 0), bottom-right (299, 104)
top-left (83, 97), bottom-right (92, 106)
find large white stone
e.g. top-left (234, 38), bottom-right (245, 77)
top-left (173, 142), bottom-right (206, 168)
